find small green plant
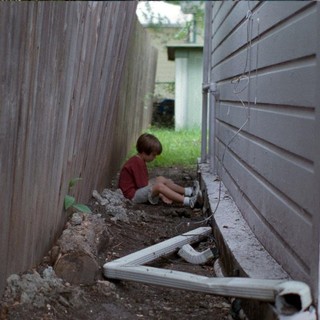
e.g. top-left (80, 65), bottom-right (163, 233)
top-left (64, 178), bottom-right (91, 213)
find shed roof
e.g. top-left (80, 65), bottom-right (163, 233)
top-left (167, 44), bottom-right (203, 61)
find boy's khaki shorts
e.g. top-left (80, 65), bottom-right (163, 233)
top-left (132, 180), bottom-right (159, 205)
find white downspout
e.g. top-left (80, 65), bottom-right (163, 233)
top-left (103, 227), bottom-right (315, 318)
top-left (178, 243), bottom-right (215, 265)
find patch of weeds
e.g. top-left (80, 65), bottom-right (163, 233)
top-left (64, 178), bottom-right (91, 213)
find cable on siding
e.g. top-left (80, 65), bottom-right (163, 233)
top-left (184, 4), bottom-right (260, 228)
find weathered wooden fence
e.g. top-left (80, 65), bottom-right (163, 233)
top-left (0, 1), bottom-right (157, 295)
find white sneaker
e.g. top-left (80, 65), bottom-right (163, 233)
top-left (190, 181), bottom-right (203, 209)
top-left (189, 193), bottom-right (198, 208)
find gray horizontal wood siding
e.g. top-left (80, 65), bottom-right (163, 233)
top-left (209, 0), bottom-right (318, 289)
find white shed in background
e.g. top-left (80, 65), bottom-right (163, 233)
top-left (167, 44), bottom-right (203, 130)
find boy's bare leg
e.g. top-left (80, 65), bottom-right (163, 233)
top-left (155, 176), bottom-right (185, 195)
top-left (152, 182), bottom-right (184, 204)
top-left (159, 193), bottom-right (173, 204)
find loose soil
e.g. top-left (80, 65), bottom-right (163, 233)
top-left (0, 166), bottom-right (233, 320)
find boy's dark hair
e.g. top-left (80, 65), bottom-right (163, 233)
top-left (136, 133), bottom-right (162, 155)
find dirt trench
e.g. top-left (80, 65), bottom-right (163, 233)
top-left (0, 166), bottom-right (234, 320)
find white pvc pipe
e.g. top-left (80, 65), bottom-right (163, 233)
top-left (200, 2), bottom-right (212, 163)
top-left (208, 82), bottom-right (216, 174)
top-left (201, 89), bottom-right (208, 162)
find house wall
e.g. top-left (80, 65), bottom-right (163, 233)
top-left (207, 0), bottom-right (318, 294)
top-left (314, 4), bottom-right (320, 312)
top-left (0, 1), bottom-right (157, 296)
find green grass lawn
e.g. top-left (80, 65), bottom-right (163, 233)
top-left (128, 128), bottom-right (201, 169)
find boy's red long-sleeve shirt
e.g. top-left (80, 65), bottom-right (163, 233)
top-left (118, 155), bottom-right (149, 199)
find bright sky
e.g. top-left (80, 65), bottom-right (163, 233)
top-left (136, 1), bottom-right (192, 25)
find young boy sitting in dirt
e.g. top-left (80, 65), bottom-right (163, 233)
top-left (118, 133), bottom-right (202, 208)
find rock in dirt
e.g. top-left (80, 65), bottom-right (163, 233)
top-left (93, 189), bottom-right (130, 222)
top-left (1, 267), bottom-right (79, 308)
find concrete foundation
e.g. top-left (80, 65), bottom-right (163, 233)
top-left (198, 163), bottom-right (290, 320)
